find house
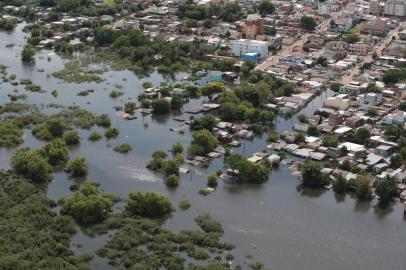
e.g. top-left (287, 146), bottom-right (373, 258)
top-left (358, 93), bottom-right (383, 106)
top-left (348, 43), bottom-right (369, 56)
top-left (338, 142), bottom-right (366, 153)
top-left (332, 17), bottom-right (353, 32)
top-left (346, 116), bottom-right (364, 128)
top-left (376, 145), bottom-right (394, 157)
top-left (362, 19), bottom-right (388, 36)
top-left (324, 94), bottom-right (351, 110)
top-left (207, 71), bottom-right (224, 82)
top-left (323, 41), bottom-right (348, 60)
top-left (329, 113), bottom-right (346, 126)
top-left (366, 153), bottom-right (384, 166)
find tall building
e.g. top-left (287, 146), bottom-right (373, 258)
top-left (369, 0), bottom-right (380, 15)
top-left (231, 39), bottom-right (269, 59)
top-left (384, 0), bottom-right (406, 16)
top-left (244, 14), bottom-right (264, 39)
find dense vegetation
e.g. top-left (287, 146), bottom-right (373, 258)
top-left (225, 154), bottom-right (269, 184)
top-left (0, 171), bottom-right (91, 269)
top-left (59, 182), bottom-right (114, 225)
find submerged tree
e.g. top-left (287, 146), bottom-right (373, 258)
top-left (59, 182), bottom-right (114, 225)
top-left (125, 191), bottom-right (173, 218)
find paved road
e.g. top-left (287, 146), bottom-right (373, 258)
top-left (255, 12), bottom-right (341, 72)
top-left (340, 22), bottom-right (404, 85)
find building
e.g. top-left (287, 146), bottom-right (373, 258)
top-left (332, 17), bottom-right (353, 32)
top-left (385, 0), bottom-right (406, 16)
top-left (323, 41), bottom-right (348, 60)
top-left (362, 18), bottom-right (388, 36)
top-left (358, 93), bottom-right (383, 106)
top-left (231, 39), bottom-right (268, 59)
top-left (324, 94), bottom-right (351, 110)
top-left (369, 0), bottom-right (380, 15)
top-left (348, 42), bottom-right (369, 55)
top-left (389, 39), bottom-right (406, 49)
top-left (244, 14), bottom-right (264, 39)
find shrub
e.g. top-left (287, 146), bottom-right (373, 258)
top-left (179, 199), bottom-right (191, 210)
top-left (113, 143), bottom-right (132, 153)
top-left (104, 127), bottom-right (119, 139)
top-left (165, 174), bottom-right (180, 187)
top-left (63, 130), bottom-right (80, 145)
top-left (59, 182), bottom-right (113, 225)
top-left (207, 174), bottom-right (218, 187)
top-left (88, 131), bottom-right (102, 141)
top-left (125, 191), bottom-right (173, 218)
top-left (11, 148), bottom-right (52, 182)
top-left (65, 156), bottom-right (88, 177)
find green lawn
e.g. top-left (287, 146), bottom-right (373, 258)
top-left (104, 0), bottom-right (115, 7)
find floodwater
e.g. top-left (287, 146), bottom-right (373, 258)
top-left (0, 24), bottom-right (405, 270)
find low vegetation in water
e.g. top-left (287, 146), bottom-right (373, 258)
top-left (113, 143), bottom-right (132, 153)
top-left (179, 199), bottom-right (191, 210)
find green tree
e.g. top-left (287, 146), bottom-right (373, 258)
top-left (162, 159), bottom-right (179, 176)
top-left (171, 96), bottom-right (182, 110)
top-left (0, 122), bottom-right (23, 147)
top-left (220, 2), bottom-right (242, 22)
top-left (124, 102), bottom-right (137, 115)
top-left (367, 107), bottom-right (378, 117)
top-left (59, 182), bottom-right (113, 225)
top-left (355, 175), bottom-right (373, 201)
top-left (268, 130), bottom-right (279, 142)
top-left (63, 130), bottom-right (80, 145)
top-left (300, 16), bottom-right (317, 31)
top-left (297, 114), bottom-right (308, 123)
top-left (65, 156), bottom-right (88, 177)
top-left (201, 82), bottom-right (226, 97)
top-left (330, 82), bottom-right (342, 92)
top-left (47, 117), bottom-right (67, 138)
top-left (322, 134), bottom-right (339, 147)
top-left (207, 174), bottom-right (218, 187)
top-left (300, 161), bottom-right (329, 188)
top-left (295, 132), bottom-right (305, 144)
top-left (96, 114), bottom-right (111, 127)
top-left (171, 142), bottom-right (183, 154)
top-left (190, 114), bottom-right (217, 131)
top-left (307, 124), bottom-right (319, 136)
top-left (165, 174), bottom-right (180, 188)
top-left (225, 154), bottom-right (269, 183)
top-left (259, 0), bottom-right (275, 16)
top-left (125, 191), bottom-right (173, 218)
top-left (21, 44), bottom-right (35, 62)
top-left (390, 154), bottom-right (403, 169)
top-left (151, 98), bottom-right (170, 114)
top-left (343, 33), bottom-right (360, 44)
top-left (189, 129), bottom-right (218, 155)
top-left (375, 176), bottom-right (397, 205)
top-left (332, 174), bottom-right (347, 194)
top-left (11, 148), bottom-right (52, 182)
top-left (88, 131), bottom-right (102, 141)
top-left (39, 139), bottom-right (69, 166)
top-left (104, 127), bottom-right (119, 139)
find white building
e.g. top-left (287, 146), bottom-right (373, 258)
top-left (231, 39), bottom-right (269, 59)
top-left (385, 0), bottom-right (406, 17)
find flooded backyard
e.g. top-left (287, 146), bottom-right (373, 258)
top-left (1, 25), bottom-right (406, 270)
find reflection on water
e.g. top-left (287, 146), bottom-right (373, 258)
top-left (1, 25), bottom-right (406, 270)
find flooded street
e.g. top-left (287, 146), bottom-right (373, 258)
top-left (1, 25), bottom-right (406, 270)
